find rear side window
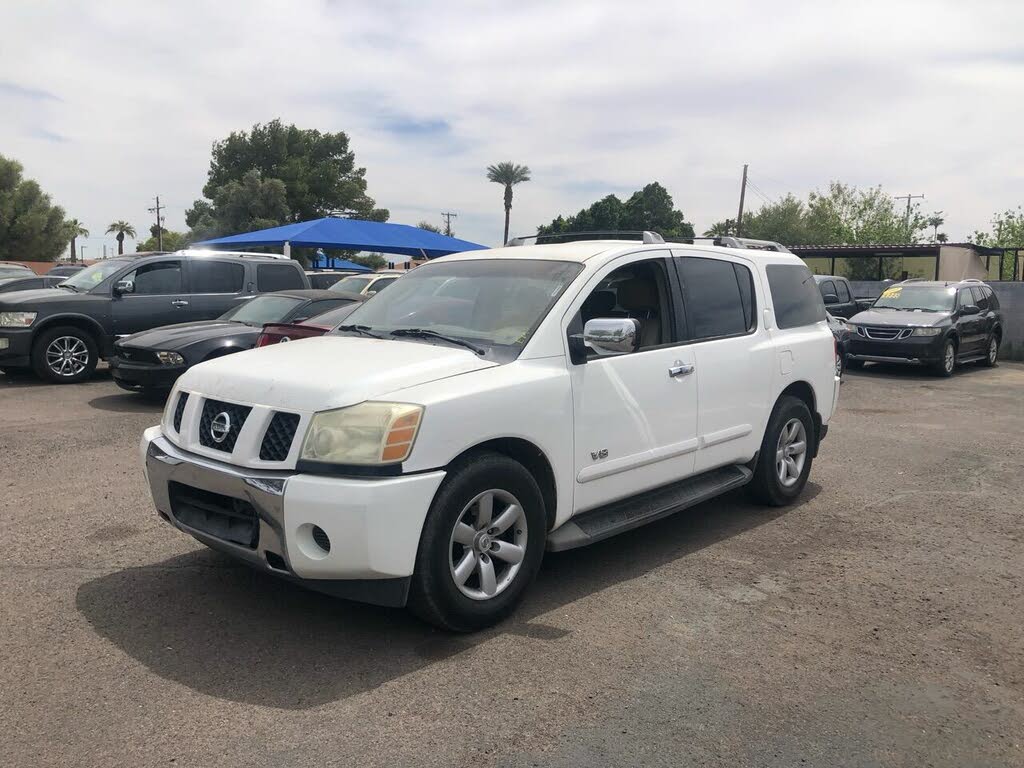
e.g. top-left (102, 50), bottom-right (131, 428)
top-left (677, 257), bottom-right (754, 340)
top-left (257, 263), bottom-right (304, 292)
top-left (766, 264), bottom-right (826, 329)
top-left (985, 286), bottom-right (999, 309)
top-left (971, 286), bottom-right (989, 309)
top-left (835, 280), bottom-right (851, 302)
top-left (191, 260), bottom-right (244, 293)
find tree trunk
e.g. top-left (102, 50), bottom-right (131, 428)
top-left (503, 184), bottom-right (513, 244)
top-left (70, 237), bottom-right (77, 262)
top-left (117, 233), bottom-right (124, 255)
top-left (503, 207), bottom-right (511, 245)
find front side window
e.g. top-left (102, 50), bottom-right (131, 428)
top-left (678, 257), bottom-right (755, 340)
top-left (958, 288), bottom-right (976, 310)
top-left (339, 259), bottom-right (582, 361)
top-left (191, 260), bottom-right (244, 293)
top-left (971, 286), bottom-right (989, 309)
top-left (220, 295), bottom-right (304, 324)
top-left (818, 279), bottom-right (837, 303)
top-left (579, 257), bottom-right (674, 351)
top-left (873, 284), bottom-right (956, 312)
top-left (123, 261), bottom-right (182, 295)
top-left (766, 264), bottom-right (826, 329)
top-left (257, 263), bottom-right (304, 292)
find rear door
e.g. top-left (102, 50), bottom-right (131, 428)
top-left (110, 258), bottom-right (189, 336)
top-left (185, 259), bottom-right (248, 320)
top-left (971, 286), bottom-right (996, 345)
top-left (956, 287), bottom-right (984, 354)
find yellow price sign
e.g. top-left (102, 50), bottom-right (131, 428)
top-left (881, 286), bottom-right (902, 299)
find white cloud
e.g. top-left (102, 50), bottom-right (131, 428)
top-left (1, 0), bottom-right (1021, 253)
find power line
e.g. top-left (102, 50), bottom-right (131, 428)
top-left (147, 195), bottom-right (165, 251)
top-left (441, 211), bottom-right (458, 237)
top-left (894, 193), bottom-right (925, 236)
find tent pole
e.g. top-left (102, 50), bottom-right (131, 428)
top-left (283, 241), bottom-right (291, 259)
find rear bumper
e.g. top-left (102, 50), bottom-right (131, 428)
top-left (110, 358), bottom-right (185, 390)
top-left (0, 328), bottom-right (33, 367)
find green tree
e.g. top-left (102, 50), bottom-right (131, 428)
top-left (105, 220), bottom-right (137, 255)
top-left (704, 219), bottom-right (736, 237)
top-left (969, 208), bottom-right (1024, 278)
top-left (486, 162), bottom-right (531, 244)
top-left (68, 219), bottom-right (89, 262)
top-left (741, 194), bottom-right (812, 245)
top-left (538, 182), bottom-right (694, 241)
top-left (925, 212), bottom-right (945, 243)
top-left (416, 220), bottom-right (442, 233)
top-left (135, 225), bottom-right (189, 252)
top-left (804, 182), bottom-right (925, 246)
top-left (0, 154), bottom-right (72, 262)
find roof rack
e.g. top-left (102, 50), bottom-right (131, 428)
top-left (898, 277), bottom-right (930, 284)
top-left (176, 248), bottom-right (291, 261)
top-left (960, 278), bottom-right (984, 283)
top-left (676, 236), bottom-right (792, 253)
top-left (506, 231), bottom-right (665, 247)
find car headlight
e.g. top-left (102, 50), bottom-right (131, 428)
top-left (911, 327), bottom-right (942, 336)
top-left (843, 322), bottom-right (857, 332)
top-left (155, 351), bottom-right (185, 365)
top-left (0, 311), bottom-right (37, 328)
top-left (300, 402), bottom-right (423, 465)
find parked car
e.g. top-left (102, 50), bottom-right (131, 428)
top-left (0, 262), bottom-right (34, 279)
top-left (256, 299), bottom-right (364, 347)
top-left (0, 249), bottom-right (309, 383)
top-left (305, 270), bottom-right (357, 289)
top-left (141, 232), bottom-right (839, 631)
top-left (845, 279), bottom-right (1002, 376)
top-left (110, 290), bottom-right (364, 394)
top-left (328, 270), bottom-right (403, 296)
top-left (0, 275), bottom-right (64, 293)
top-left (814, 274), bottom-right (864, 318)
top-left (47, 264), bottom-right (86, 277)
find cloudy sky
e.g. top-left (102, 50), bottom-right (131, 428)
top-left (1, 0), bottom-right (1022, 255)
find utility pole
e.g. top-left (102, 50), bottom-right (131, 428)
top-left (148, 195), bottom-right (165, 251)
top-left (80, 246), bottom-right (87, 261)
top-left (894, 193), bottom-right (924, 239)
top-left (735, 164), bottom-right (748, 237)
top-left (441, 211), bottom-right (457, 237)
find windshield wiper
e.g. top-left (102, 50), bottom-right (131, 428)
top-left (59, 284), bottom-right (79, 292)
top-left (389, 328), bottom-right (486, 355)
top-left (336, 324), bottom-right (384, 339)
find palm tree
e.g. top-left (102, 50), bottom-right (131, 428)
top-left (936, 232), bottom-right (948, 243)
top-left (486, 162), bottom-right (531, 244)
top-left (925, 212), bottom-right (945, 243)
top-left (704, 219), bottom-right (736, 237)
top-left (68, 219), bottom-right (89, 262)
top-left (105, 220), bottom-right (137, 255)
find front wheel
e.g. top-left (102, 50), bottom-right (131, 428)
top-left (409, 452), bottom-right (547, 632)
top-left (933, 339), bottom-right (956, 377)
top-left (31, 326), bottom-right (98, 384)
top-left (747, 396), bottom-right (814, 506)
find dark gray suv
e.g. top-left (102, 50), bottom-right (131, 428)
top-left (0, 250), bottom-right (309, 383)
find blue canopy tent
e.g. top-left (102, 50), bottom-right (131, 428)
top-left (194, 217), bottom-right (487, 260)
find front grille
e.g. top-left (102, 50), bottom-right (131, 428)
top-left (172, 392), bottom-right (189, 433)
top-left (860, 326), bottom-right (912, 340)
top-left (168, 481), bottom-right (259, 549)
top-left (198, 399), bottom-right (252, 453)
top-left (260, 411), bottom-right (300, 461)
top-left (115, 344), bottom-right (159, 364)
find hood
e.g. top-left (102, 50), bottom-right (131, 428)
top-left (120, 321), bottom-right (257, 350)
top-left (176, 335), bottom-right (498, 411)
top-left (0, 287), bottom-right (80, 306)
top-left (850, 308), bottom-right (950, 327)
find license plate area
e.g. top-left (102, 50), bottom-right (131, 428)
top-left (168, 481), bottom-right (259, 549)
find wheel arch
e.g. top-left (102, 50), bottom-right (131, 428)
top-left (32, 314), bottom-right (108, 355)
top-left (776, 380), bottom-right (821, 456)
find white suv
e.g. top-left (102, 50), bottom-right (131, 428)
top-left (141, 234), bottom-right (840, 631)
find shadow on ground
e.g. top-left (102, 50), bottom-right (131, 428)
top-left (76, 484), bottom-right (818, 710)
top-left (846, 360), bottom-right (989, 382)
top-left (87, 392), bottom-right (166, 413)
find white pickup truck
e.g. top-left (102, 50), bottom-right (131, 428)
top-left (141, 234), bottom-right (840, 631)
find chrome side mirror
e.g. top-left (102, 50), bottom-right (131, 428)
top-left (583, 318), bottom-right (640, 355)
top-left (114, 279), bottom-right (135, 296)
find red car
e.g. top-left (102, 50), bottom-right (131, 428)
top-left (256, 293), bottom-right (364, 347)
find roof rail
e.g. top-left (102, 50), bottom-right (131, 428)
top-left (960, 278), bottom-right (984, 283)
top-left (506, 231), bottom-right (665, 247)
top-left (673, 236), bottom-right (792, 254)
top-left (176, 248), bottom-right (291, 261)
top-left (898, 277), bottom-right (930, 283)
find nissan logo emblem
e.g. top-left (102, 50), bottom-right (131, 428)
top-left (210, 412), bottom-right (232, 443)
top-left (279, 336), bottom-right (290, 343)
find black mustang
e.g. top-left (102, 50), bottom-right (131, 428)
top-left (109, 289), bottom-right (364, 394)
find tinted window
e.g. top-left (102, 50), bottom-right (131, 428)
top-left (766, 264), bottom-right (826, 329)
top-left (307, 273), bottom-right (345, 289)
top-left (220, 295), bottom-right (304, 324)
top-left (579, 257), bottom-right (674, 352)
top-left (192, 260), bottom-right (244, 293)
top-left (125, 261), bottom-right (182, 295)
top-left (986, 286), bottom-right (1000, 309)
top-left (835, 280), bottom-right (851, 302)
top-left (734, 263), bottom-right (756, 330)
top-left (257, 263), bottom-right (304, 292)
top-left (678, 257), bottom-right (750, 339)
top-left (958, 288), bottom-right (975, 309)
top-left (971, 286), bottom-right (989, 309)
top-left (818, 279), bottom-right (838, 303)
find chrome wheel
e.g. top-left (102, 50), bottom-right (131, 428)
top-left (775, 418), bottom-right (807, 488)
top-left (449, 489), bottom-right (528, 601)
top-left (944, 342), bottom-right (955, 374)
top-left (988, 338), bottom-right (998, 364)
top-left (45, 336), bottom-right (90, 377)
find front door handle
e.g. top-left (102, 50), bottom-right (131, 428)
top-left (668, 362), bottom-right (695, 377)
top-left (172, 300), bottom-right (189, 307)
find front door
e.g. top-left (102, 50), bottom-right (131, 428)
top-left (111, 259), bottom-right (190, 337)
top-left (568, 251), bottom-right (698, 514)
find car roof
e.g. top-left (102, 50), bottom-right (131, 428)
top-left (436, 240), bottom-right (805, 265)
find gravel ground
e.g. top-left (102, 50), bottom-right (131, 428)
top-left (1, 362), bottom-right (1022, 767)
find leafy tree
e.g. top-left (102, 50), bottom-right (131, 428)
top-left (135, 225), bottom-right (189, 252)
top-left (68, 219), bottom-right (89, 263)
top-left (741, 194), bottom-right (812, 245)
top-left (416, 220), bottom-right (442, 233)
top-left (538, 182), bottom-right (694, 241)
top-left (105, 220), bottom-right (137, 255)
top-left (486, 162), bottom-right (531, 244)
top-left (0, 154), bottom-right (72, 262)
top-left (352, 252), bottom-right (386, 270)
top-left (805, 182), bottom-right (925, 246)
top-left (969, 208), bottom-right (1024, 278)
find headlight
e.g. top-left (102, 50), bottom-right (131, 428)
top-left (0, 311), bottom-right (37, 328)
top-left (911, 327), bottom-right (942, 336)
top-left (300, 402), bottom-right (423, 465)
top-left (156, 351), bottom-right (185, 365)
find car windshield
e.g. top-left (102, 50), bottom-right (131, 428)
top-left (330, 275), bottom-right (373, 293)
top-left (0, 266), bottom-right (32, 278)
top-left (60, 259), bottom-right (132, 290)
top-left (336, 259), bottom-right (583, 360)
top-left (872, 285), bottom-right (956, 312)
top-left (219, 295), bottom-right (304, 324)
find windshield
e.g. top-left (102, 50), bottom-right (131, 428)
top-left (336, 259), bottom-right (583, 360)
top-left (0, 266), bottom-right (32, 278)
top-left (219, 295), bottom-right (304, 324)
top-left (331, 275), bottom-right (373, 293)
top-left (61, 259), bottom-right (131, 290)
top-left (872, 284), bottom-right (955, 312)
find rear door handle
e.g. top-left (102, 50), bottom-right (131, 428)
top-left (172, 300), bottom-right (189, 307)
top-left (668, 363), bottom-right (695, 377)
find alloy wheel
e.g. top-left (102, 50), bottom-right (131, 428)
top-left (775, 418), bottom-right (807, 488)
top-left (449, 489), bottom-right (528, 601)
top-left (45, 336), bottom-right (89, 377)
top-left (989, 338), bottom-right (998, 364)
top-left (944, 343), bottom-right (955, 374)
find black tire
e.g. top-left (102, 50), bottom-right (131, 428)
top-left (31, 325), bottom-right (98, 384)
top-left (409, 451), bottom-right (547, 632)
top-left (981, 334), bottom-right (999, 368)
top-left (933, 338), bottom-right (956, 377)
top-left (845, 358), bottom-right (864, 370)
top-left (747, 395), bottom-right (815, 507)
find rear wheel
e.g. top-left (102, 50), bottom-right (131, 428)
top-left (409, 452), bottom-right (546, 632)
top-left (981, 335), bottom-right (999, 367)
top-left (31, 326), bottom-right (98, 384)
top-left (933, 339), bottom-right (956, 377)
top-left (748, 396), bottom-right (814, 507)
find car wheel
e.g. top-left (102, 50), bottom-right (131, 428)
top-left (31, 326), bottom-right (98, 384)
top-left (747, 396), bottom-right (814, 507)
top-left (409, 451), bottom-right (546, 632)
top-left (934, 339), bottom-right (956, 377)
top-left (981, 335), bottom-right (999, 367)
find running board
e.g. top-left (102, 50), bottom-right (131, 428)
top-left (957, 354), bottom-right (987, 364)
top-left (547, 464), bottom-right (753, 552)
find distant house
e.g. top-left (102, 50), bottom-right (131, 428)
top-left (790, 243), bottom-right (1019, 282)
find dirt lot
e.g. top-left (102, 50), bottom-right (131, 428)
top-left (1, 363), bottom-right (1022, 767)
